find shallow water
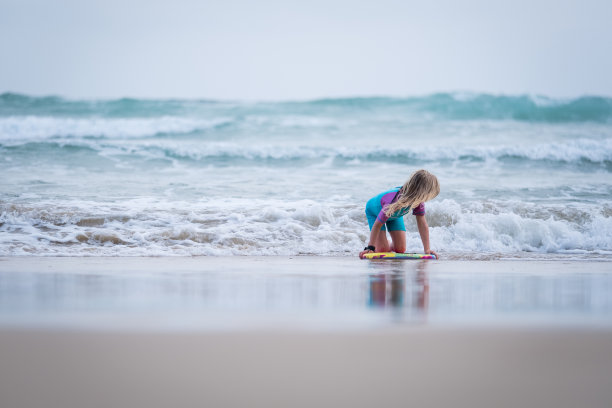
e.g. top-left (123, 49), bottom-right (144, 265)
top-left (1, 93), bottom-right (611, 257)
top-left (1, 257), bottom-right (610, 330)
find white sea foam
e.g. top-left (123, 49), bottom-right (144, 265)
top-left (0, 116), bottom-right (230, 140)
top-left (1, 198), bottom-right (610, 258)
top-left (96, 137), bottom-right (612, 164)
top-left (2, 112), bottom-right (611, 166)
top-left (6, 137), bottom-right (606, 167)
top-left (0, 114), bottom-right (350, 143)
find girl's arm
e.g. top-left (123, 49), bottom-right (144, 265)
top-left (359, 220), bottom-right (383, 258)
top-left (416, 215), bottom-right (439, 258)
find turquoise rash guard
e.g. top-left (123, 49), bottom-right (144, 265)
top-left (365, 188), bottom-right (425, 232)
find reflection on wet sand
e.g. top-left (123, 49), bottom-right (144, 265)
top-left (1, 257), bottom-right (612, 329)
top-left (367, 260), bottom-right (431, 322)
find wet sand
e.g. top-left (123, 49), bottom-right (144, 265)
top-left (1, 256), bottom-right (611, 329)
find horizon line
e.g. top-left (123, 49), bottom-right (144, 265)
top-left (2, 90), bottom-right (612, 103)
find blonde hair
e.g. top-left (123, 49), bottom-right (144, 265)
top-left (384, 169), bottom-right (440, 217)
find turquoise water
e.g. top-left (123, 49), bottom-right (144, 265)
top-left (1, 92), bottom-right (611, 257)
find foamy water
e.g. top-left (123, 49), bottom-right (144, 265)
top-left (1, 92), bottom-right (611, 258)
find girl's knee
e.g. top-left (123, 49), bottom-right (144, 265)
top-left (391, 243), bottom-right (406, 253)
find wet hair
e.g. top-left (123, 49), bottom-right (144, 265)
top-left (384, 169), bottom-right (440, 217)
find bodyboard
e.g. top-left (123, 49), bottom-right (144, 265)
top-left (363, 252), bottom-right (437, 260)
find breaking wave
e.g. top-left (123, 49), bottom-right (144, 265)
top-left (3, 137), bottom-right (611, 167)
top-left (2, 92), bottom-right (611, 123)
top-left (1, 199), bottom-right (610, 257)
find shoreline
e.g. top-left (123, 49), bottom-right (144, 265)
top-left (2, 253), bottom-right (612, 260)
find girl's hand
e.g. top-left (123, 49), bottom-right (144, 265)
top-left (426, 249), bottom-right (439, 259)
top-left (359, 249), bottom-right (374, 259)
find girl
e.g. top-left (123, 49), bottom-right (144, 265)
top-left (359, 169), bottom-right (440, 259)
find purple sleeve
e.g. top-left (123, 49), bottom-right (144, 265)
top-left (376, 207), bottom-right (390, 224)
top-left (375, 191), bottom-right (398, 224)
top-left (412, 203), bottom-right (425, 215)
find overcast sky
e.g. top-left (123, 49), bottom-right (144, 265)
top-left (1, 0), bottom-right (611, 100)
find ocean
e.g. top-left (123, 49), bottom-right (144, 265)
top-left (1, 92), bottom-right (611, 258)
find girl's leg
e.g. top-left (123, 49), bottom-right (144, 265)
top-left (374, 231), bottom-right (392, 253)
top-left (385, 218), bottom-right (407, 253)
top-left (367, 209), bottom-right (393, 252)
top-left (388, 230), bottom-right (407, 253)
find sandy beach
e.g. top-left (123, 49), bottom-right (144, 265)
top-left (1, 256), bottom-right (612, 407)
top-left (1, 328), bottom-right (612, 408)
